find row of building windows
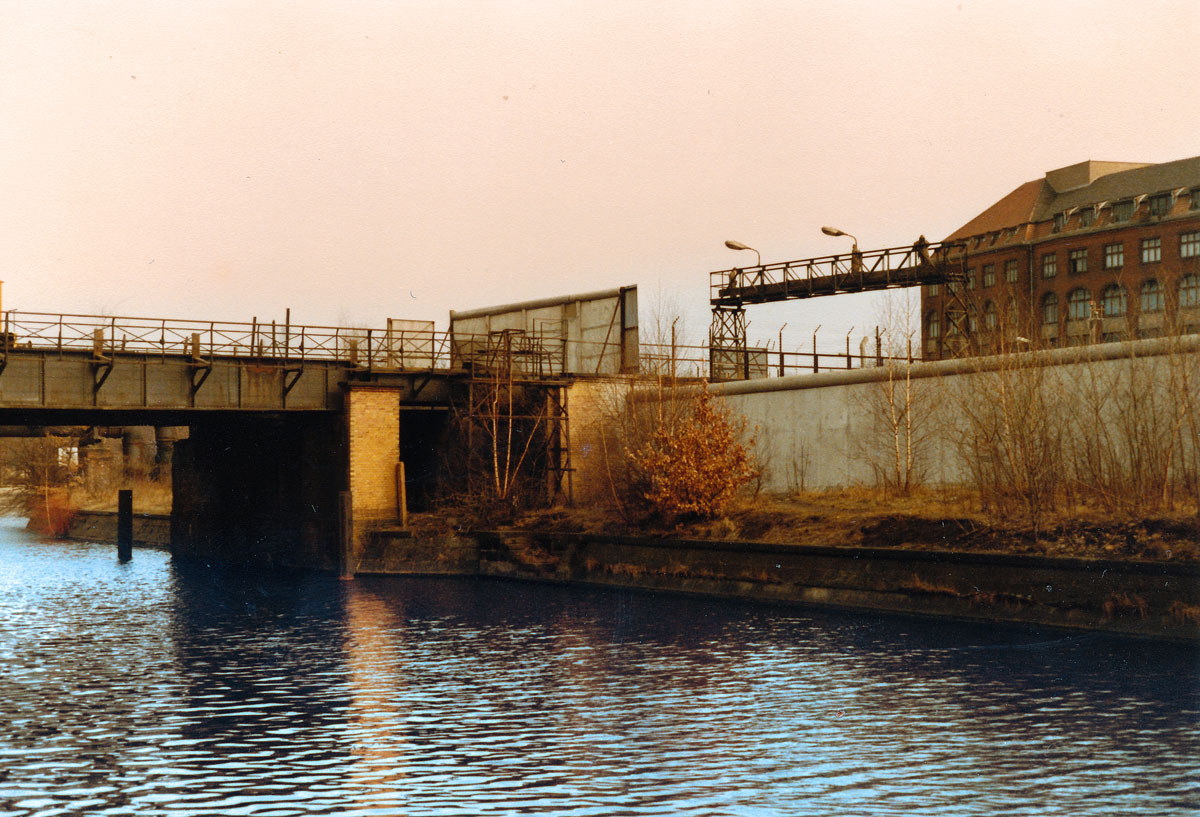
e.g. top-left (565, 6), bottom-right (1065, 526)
top-left (926, 231), bottom-right (1200, 295)
top-left (1040, 276), bottom-right (1200, 324)
top-left (1052, 190), bottom-right (1200, 233)
top-left (925, 274), bottom-right (1200, 337)
top-left (1045, 231), bottom-right (1199, 278)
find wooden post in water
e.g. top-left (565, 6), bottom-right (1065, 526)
top-left (117, 490), bottom-right (133, 561)
top-left (396, 462), bottom-right (408, 528)
top-left (338, 490), bottom-right (354, 580)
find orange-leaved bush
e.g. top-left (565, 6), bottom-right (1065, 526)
top-left (627, 389), bottom-right (759, 521)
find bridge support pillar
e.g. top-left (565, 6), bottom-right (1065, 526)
top-left (344, 385), bottom-right (402, 567)
top-left (170, 414), bottom-right (343, 569)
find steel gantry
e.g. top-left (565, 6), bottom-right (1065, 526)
top-left (708, 237), bottom-right (972, 378)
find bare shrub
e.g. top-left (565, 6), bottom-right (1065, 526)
top-left (0, 437), bottom-right (80, 534)
top-left (1059, 336), bottom-right (1200, 517)
top-left (626, 389), bottom-right (760, 522)
top-left (949, 345), bottom-right (1065, 537)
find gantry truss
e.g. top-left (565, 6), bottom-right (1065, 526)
top-left (709, 238), bottom-right (973, 377)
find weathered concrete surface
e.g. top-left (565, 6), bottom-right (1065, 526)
top-left (66, 510), bottom-right (170, 546)
top-left (424, 531), bottom-right (1200, 641)
top-left (0, 349), bottom-right (455, 423)
top-left (708, 336), bottom-right (1200, 492)
top-left (355, 527), bottom-right (479, 575)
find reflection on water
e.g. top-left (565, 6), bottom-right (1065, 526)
top-left (0, 519), bottom-right (1197, 816)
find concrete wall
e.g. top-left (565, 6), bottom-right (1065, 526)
top-left (710, 336), bottom-right (1200, 492)
top-left (564, 377), bottom-right (627, 503)
top-left (351, 529), bottom-right (1198, 641)
top-left (67, 510), bottom-right (170, 546)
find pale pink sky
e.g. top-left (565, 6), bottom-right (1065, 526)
top-left (2, 1), bottom-right (1197, 352)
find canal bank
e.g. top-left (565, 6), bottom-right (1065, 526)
top-left (63, 510), bottom-right (170, 547)
top-left (358, 528), bottom-right (1200, 641)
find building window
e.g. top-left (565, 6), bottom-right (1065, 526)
top-left (984, 301), bottom-right (997, 330)
top-left (1141, 237), bottom-right (1161, 264)
top-left (982, 264), bottom-right (995, 287)
top-left (926, 282), bottom-right (940, 296)
top-left (1148, 192), bottom-right (1172, 218)
top-left (1112, 200), bottom-right (1134, 222)
top-left (1007, 297), bottom-right (1018, 326)
top-left (1181, 275), bottom-right (1200, 309)
top-left (1041, 292), bottom-right (1059, 325)
top-left (1192, 189), bottom-right (1200, 210)
top-left (968, 307), bottom-right (978, 334)
top-left (945, 312), bottom-right (960, 336)
top-left (1079, 207), bottom-right (1095, 228)
top-left (1067, 288), bottom-right (1091, 321)
top-left (1069, 248), bottom-right (1087, 275)
top-left (1101, 284), bottom-right (1127, 318)
top-left (1104, 243), bottom-right (1124, 270)
top-left (1140, 279), bottom-right (1163, 313)
top-left (1181, 231), bottom-right (1200, 259)
top-left (927, 310), bottom-right (940, 338)
top-left (1005, 259), bottom-right (1019, 284)
top-left (1053, 213), bottom-right (1065, 232)
top-left (1041, 253), bottom-right (1057, 278)
top-left (966, 267), bottom-right (977, 289)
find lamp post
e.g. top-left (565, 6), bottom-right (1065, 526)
top-left (820, 226), bottom-right (858, 254)
top-left (821, 226), bottom-right (861, 274)
top-left (724, 240), bottom-right (761, 268)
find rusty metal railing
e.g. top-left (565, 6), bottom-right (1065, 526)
top-left (0, 311), bottom-right (562, 374)
top-left (710, 240), bottom-right (966, 306)
top-left (0, 310), bottom-right (922, 382)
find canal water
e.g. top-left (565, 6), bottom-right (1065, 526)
top-left (1, 520), bottom-right (1197, 816)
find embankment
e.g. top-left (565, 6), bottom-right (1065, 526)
top-left (360, 528), bottom-right (1200, 641)
top-left (64, 510), bottom-right (170, 546)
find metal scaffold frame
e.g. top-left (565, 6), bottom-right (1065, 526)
top-left (461, 329), bottom-right (572, 504)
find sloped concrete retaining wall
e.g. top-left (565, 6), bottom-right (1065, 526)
top-left (468, 531), bottom-right (1199, 641)
top-left (66, 510), bottom-right (170, 546)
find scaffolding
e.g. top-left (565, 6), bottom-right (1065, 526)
top-left (459, 329), bottom-right (572, 504)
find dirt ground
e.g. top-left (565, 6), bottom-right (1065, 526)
top-left (512, 487), bottom-right (1200, 563)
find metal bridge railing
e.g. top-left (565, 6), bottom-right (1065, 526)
top-left (709, 240), bottom-right (966, 306)
top-left (0, 311), bottom-right (559, 374)
top-left (0, 310), bottom-right (920, 382)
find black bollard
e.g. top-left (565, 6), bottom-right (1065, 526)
top-left (117, 489), bottom-right (133, 561)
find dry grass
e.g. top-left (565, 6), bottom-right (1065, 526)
top-left (513, 485), bottom-right (1199, 562)
top-left (72, 479), bottom-right (173, 514)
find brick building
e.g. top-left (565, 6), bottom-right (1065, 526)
top-left (922, 156), bottom-right (1200, 358)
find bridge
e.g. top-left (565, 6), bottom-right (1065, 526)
top-left (0, 309), bottom-right (589, 574)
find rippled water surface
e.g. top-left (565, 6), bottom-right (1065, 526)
top-left (1, 520), bottom-right (1198, 816)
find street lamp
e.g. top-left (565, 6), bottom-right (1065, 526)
top-left (822, 226), bottom-right (861, 274)
top-left (724, 240), bottom-right (761, 268)
top-left (820, 226), bottom-right (858, 255)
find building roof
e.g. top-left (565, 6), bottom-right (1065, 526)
top-left (944, 179), bottom-right (1049, 242)
top-left (944, 155), bottom-right (1200, 241)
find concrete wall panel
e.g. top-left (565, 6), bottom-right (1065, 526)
top-left (42, 359), bottom-right (92, 407)
top-left (0, 356), bottom-right (44, 405)
top-left (144, 360), bottom-right (192, 408)
top-left (95, 360), bottom-right (144, 408)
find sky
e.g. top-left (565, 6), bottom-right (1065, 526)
top-left (2, 0), bottom-right (1198, 356)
